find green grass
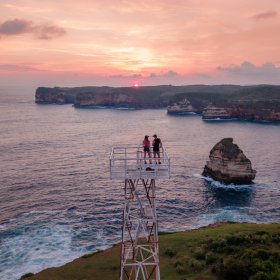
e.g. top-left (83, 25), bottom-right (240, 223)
top-left (25, 223), bottom-right (280, 280)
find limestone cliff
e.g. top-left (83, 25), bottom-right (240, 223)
top-left (75, 91), bottom-right (140, 108)
top-left (202, 138), bottom-right (256, 184)
top-left (228, 105), bottom-right (280, 121)
top-left (201, 104), bottom-right (280, 121)
top-left (35, 87), bottom-right (77, 104)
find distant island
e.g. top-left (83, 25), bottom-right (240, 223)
top-left (35, 84), bottom-right (280, 122)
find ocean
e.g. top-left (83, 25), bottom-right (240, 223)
top-left (0, 89), bottom-right (279, 280)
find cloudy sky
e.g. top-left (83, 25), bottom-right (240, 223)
top-left (0, 0), bottom-right (280, 88)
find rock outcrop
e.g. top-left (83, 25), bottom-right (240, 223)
top-left (202, 138), bottom-right (256, 184)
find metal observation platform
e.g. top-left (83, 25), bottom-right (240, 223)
top-left (110, 146), bottom-right (170, 180)
top-left (110, 146), bottom-right (170, 280)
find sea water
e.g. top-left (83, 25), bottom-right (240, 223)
top-left (0, 89), bottom-right (279, 279)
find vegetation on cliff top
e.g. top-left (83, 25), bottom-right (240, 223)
top-left (23, 223), bottom-right (280, 280)
top-left (172, 85), bottom-right (280, 111)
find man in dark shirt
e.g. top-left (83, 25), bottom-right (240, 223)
top-left (152, 134), bottom-right (162, 164)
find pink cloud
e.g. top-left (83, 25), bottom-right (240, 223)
top-left (217, 61), bottom-right (280, 84)
top-left (252, 10), bottom-right (278, 20)
top-left (0, 64), bottom-right (42, 72)
top-left (0, 19), bottom-right (32, 35)
top-left (110, 73), bottom-right (142, 78)
top-left (0, 19), bottom-right (66, 39)
top-left (34, 24), bottom-right (66, 40)
top-left (149, 70), bottom-right (178, 78)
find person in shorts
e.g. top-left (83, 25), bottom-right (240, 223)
top-left (152, 134), bottom-right (162, 164)
top-left (143, 135), bottom-right (152, 164)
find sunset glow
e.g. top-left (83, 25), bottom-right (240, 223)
top-left (0, 0), bottom-right (280, 88)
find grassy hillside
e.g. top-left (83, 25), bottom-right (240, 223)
top-left (22, 223), bottom-right (280, 280)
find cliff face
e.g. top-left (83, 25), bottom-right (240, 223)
top-left (75, 91), bottom-right (141, 108)
top-left (35, 87), bottom-right (77, 104)
top-left (202, 138), bottom-right (256, 184)
top-left (201, 105), bottom-right (280, 121)
top-left (228, 106), bottom-right (280, 121)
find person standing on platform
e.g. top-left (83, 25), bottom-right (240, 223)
top-left (152, 134), bottom-right (162, 164)
top-left (143, 135), bottom-right (152, 164)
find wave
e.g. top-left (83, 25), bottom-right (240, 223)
top-left (202, 118), bottom-right (239, 121)
top-left (191, 207), bottom-right (258, 229)
top-left (0, 223), bottom-right (84, 280)
top-left (193, 173), bottom-right (253, 192)
top-left (115, 107), bottom-right (136, 110)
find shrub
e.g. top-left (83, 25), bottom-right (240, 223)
top-left (175, 264), bottom-right (186, 274)
top-left (205, 252), bottom-right (218, 264)
top-left (164, 247), bottom-right (177, 257)
top-left (82, 250), bottom-right (103, 258)
top-left (271, 233), bottom-right (280, 243)
top-left (225, 234), bottom-right (251, 246)
top-left (255, 231), bottom-right (268, 236)
top-left (193, 247), bottom-right (206, 260)
top-left (173, 259), bottom-right (183, 268)
top-left (20, 273), bottom-right (34, 279)
top-left (253, 260), bottom-right (275, 274)
top-left (190, 259), bottom-right (204, 271)
top-left (207, 239), bottom-right (234, 253)
top-left (173, 258), bottom-right (187, 274)
top-left (219, 259), bottom-right (251, 280)
top-left (250, 271), bottom-right (272, 280)
top-left (108, 264), bottom-right (119, 270)
top-left (251, 235), bottom-right (269, 245)
top-left (252, 249), bottom-right (271, 261)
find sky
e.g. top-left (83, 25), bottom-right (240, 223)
top-left (0, 0), bottom-right (280, 89)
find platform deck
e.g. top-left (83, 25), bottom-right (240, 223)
top-left (110, 145), bottom-right (170, 180)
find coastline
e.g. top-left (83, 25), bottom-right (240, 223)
top-left (35, 84), bottom-right (280, 122)
top-left (22, 222), bottom-right (280, 280)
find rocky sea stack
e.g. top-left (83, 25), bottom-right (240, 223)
top-left (203, 138), bottom-right (256, 184)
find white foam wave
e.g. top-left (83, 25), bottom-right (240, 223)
top-left (0, 224), bottom-right (84, 280)
top-left (191, 207), bottom-right (258, 229)
top-left (193, 173), bottom-right (253, 192)
top-left (116, 107), bottom-right (136, 110)
top-left (0, 224), bottom-right (7, 231)
top-left (22, 209), bottom-right (62, 216)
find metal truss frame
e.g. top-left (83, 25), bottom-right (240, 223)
top-left (120, 178), bottom-right (160, 280)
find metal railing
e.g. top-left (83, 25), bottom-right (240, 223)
top-left (110, 145), bottom-right (170, 180)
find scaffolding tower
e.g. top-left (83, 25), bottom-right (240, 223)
top-left (110, 146), bottom-right (170, 280)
